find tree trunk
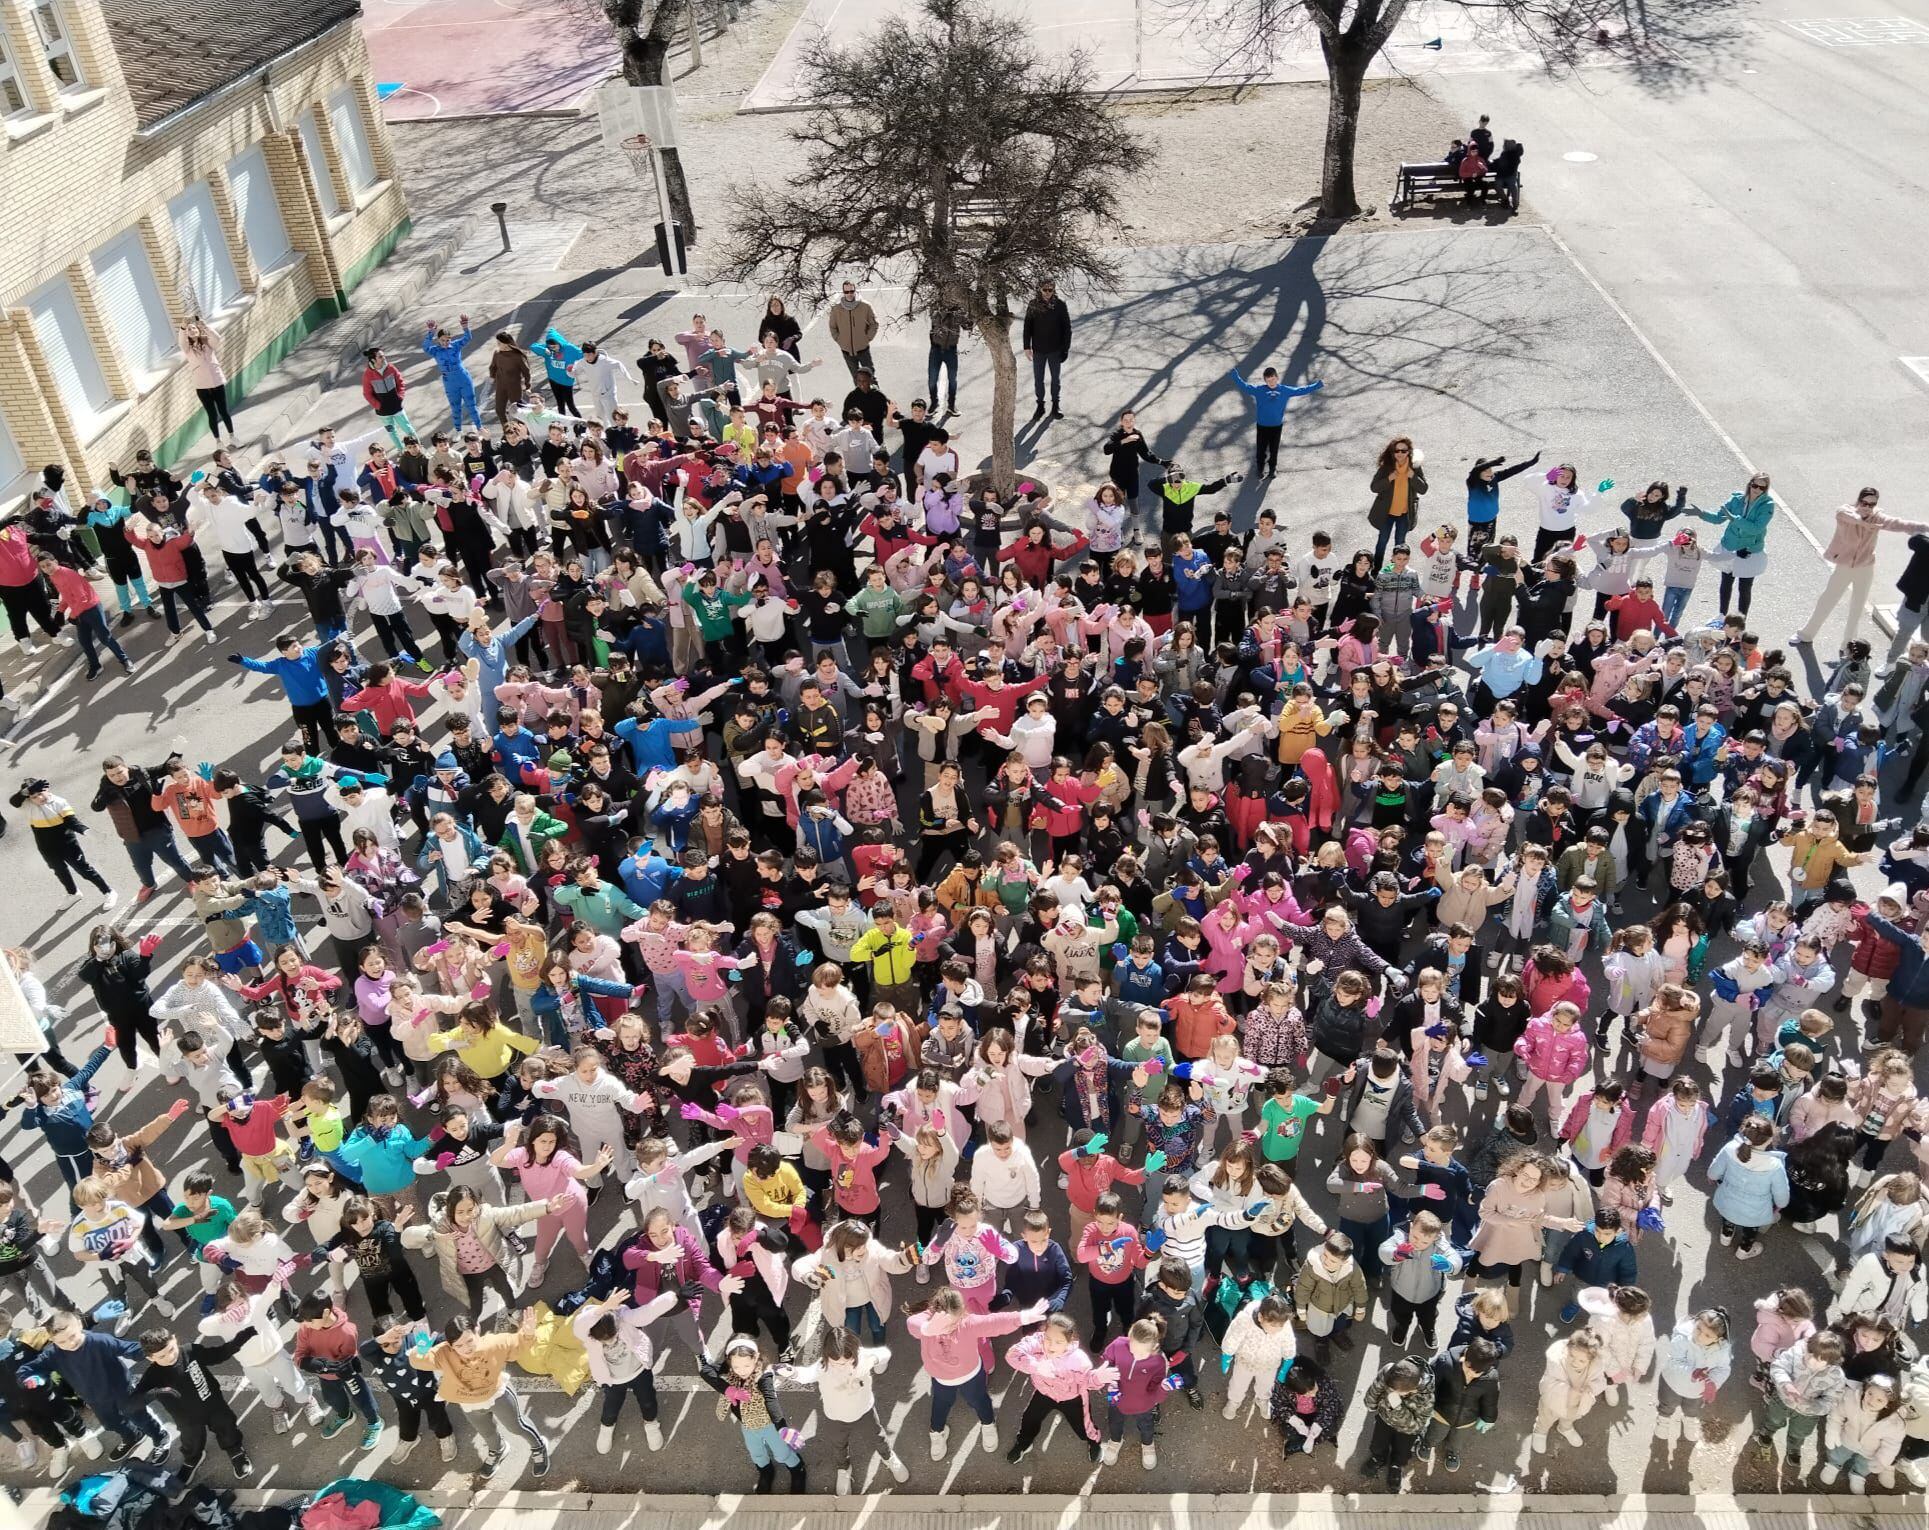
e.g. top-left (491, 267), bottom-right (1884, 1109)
top-left (1318, 44), bottom-right (1370, 221)
top-left (978, 312), bottom-right (1018, 494)
top-left (619, 10), bottom-right (699, 242)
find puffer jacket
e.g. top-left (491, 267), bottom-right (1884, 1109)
top-left (1706, 1141), bottom-right (1789, 1229)
top-left (1513, 1014), bottom-right (1592, 1085)
top-left (1537, 1338), bottom-right (1608, 1420)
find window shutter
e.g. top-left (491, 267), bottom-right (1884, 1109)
top-left (298, 109), bottom-right (343, 218)
top-left (227, 145), bottom-right (294, 274)
top-left (90, 230), bottom-right (177, 378)
top-left (327, 88), bottom-right (377, 190)
top-left (168, 182), bottom-right (240, 316)
top-left (26, 279), bottom-right (112, 432)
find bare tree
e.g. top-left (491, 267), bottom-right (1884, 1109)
top-left (711, 0), bottom-right (1152, 490)
top-left (1176, 0), bottom-right (1743, 220)
top-left (598, 0), bottom-right (698, 239)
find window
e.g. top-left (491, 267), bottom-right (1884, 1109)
top-left (226, 146), bottom-right (295, 274)
top-left (0, 31), bottom-right (28, 116)
top-left (297, 108), bottom-right (343, 219)
top-left (29, 3), bottom-right (80, 90)
top-left (26, 277), bottom-right (112, 434)
top-left (90, 230), bottom-right (177, 381)
top-left (168, 181), bottom-right (241, 316)
top-left (326, 86), bottom-right (377, 192)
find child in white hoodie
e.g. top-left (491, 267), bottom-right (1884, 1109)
top-left (1580, 1283), bottom-right (1657, 1405)
top-left (1219, 1291), bottom-right (1296, 1420)
top-left (780, 1326), bottom-right (908, 1495)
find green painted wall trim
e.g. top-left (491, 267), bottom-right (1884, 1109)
top-left (341, 214), bottom-right (412, 294)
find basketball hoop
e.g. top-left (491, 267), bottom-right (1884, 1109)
top-left (620, 132), bottom-right (653, 176)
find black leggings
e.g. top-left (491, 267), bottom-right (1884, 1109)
top-left (368, 609), bottom-right (417, 659)
top-left (223, 551), bottom-right (271, 603)
top-left (1717, 571), bottom-right (1755, 616)
top-left (363, 1261), bottom-right (427, 1322)
top-left (300, 814), bottom-right (350, 872)
top-left (1088, 1277), bottom-right (1138, 1349)
top-left (551, 382), bottom-right (581, 417)
top-left (1012, 1389), bottom-right (1089, 1454)
top-left (598, 1372), bottom-right (659, 1426)
top-left (728, 1275), bottom-right (792, 1349)
top-left (112, 1009), bottom-right (163, 1071)
top-left (395, 1395), bottom-right (453, 1442)
top-left (1369, 1416), bottom-right (1418, 1467)
top-left (197, 385), bottom-right (235, 436)
top-left (461, 1266), bottom-right (518, 1314)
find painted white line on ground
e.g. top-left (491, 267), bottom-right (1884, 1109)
top-left (1900, 357), bottom-right (1929, 391)
top-left (1539, 224), bottom-right (1826, 558)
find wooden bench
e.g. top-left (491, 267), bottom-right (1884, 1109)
top-left (1393, 160), bottom-right (1520, 213)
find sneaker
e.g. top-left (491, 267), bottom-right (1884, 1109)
top-left (229, 1451), bottom-right (252, 1479)
top-left (1736, 1242), bottom-right (1764, 1260)
top-left (1473, 1077), bottom-right (1488, 1101)
top-left (390, 1437), bottom-right (417, 1464)
top-left (1558, 1424), bottom-right (1583, 1447)
top-left (150, 1296), bottom-right (173, 1321)
top-left (929, 1429), bottom-right (947, 1461)
top-left (109, 1437), bottom-right (141, 1461)
top-left (1100, 1440), bottom-right (1120, 1465)
top-left (1445, 1450), bottom-right (1462, 1472)
top-left (304, 1403), bottom-right (327, 1425)
top-left (1529, 1432), bottom-right (1547, 1453)
top-left (643, 1420), bottom-right (663, 1451)
top-left (203, 628), bottom-right (220, 645)
top-left (438, 1436), bottom-right (456, 1463)
top-left (1363, 1456), bottom-right (1386, 1479)
top-left (1384, 1463), bottom-right (1401, 1490)
top-left (1141, 1442), bottom-right (1157, 1469)
top-left (530, 1445), bottom-right (550, 1478)
top-left (478, 1445), bottom-right (502, 1473)
top-left (271, 1410), bottom-right (292, 1436)
top-left (1818, 1464), bottom-right (1840, 1486)
top-left (1004, 1443), bottom-right (1027, 1465)
top-left (101, 887), bottom-right (119, 910)
top-left (136, 885), bottom-right (156, 905)
top-left (320, 1413), bottom-right (352, 1439)
top-left (596, 1423), bottom-right (614, 1455)
top-left (1222, 1401), bottom-right (1240, 1421)
top-left (1718, 1227), bottom-right (1735, 1247)
top-left (1331, 1329), bottom-right (1355, 1351)
top-left (1538, 1262), bottom-right (1556, 1287)
top-left (1186, 1385), bottom-right (1204, 1409)
top-left (838, 1466), bottom-right (855, 1493)
top-left (75, 1433), bottom-right (103, 1460)
top-left (1415, 1445), bottom-right (1434, 1465)
top-left (19, 640), bottom-right (38, 656)
top-left (1788, 633), bottom-right (1811, 647)
top-left (1559, 1303), bottom-right (1581, 1324)
top-left (360, 1422), bottom-right (383, 1451)
top-left (14, 1439), bottom-right (35, 1469)
top-left (982, 1421), bottom-right (1001, 1454)
top-left (915, 1261), bottom-right (930, 1284)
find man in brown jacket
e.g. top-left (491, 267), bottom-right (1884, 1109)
top-left (827, 280), bottom-right (878, 380)
top-left (488, 334), bottom-right (532, 425)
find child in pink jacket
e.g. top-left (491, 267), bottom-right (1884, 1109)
top-left (1513, 1001), bottom-right (1593, 1128)
top-left (907, 1288), bottom-right (1046, 1460)
top-left (1004, 1314), bottom-right (1111, 1463)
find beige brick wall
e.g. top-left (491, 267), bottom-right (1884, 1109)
top-left (0, 2), bottom-right (410, 498)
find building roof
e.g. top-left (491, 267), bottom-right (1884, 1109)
top-left (102, 0), bottom-right (363, 130)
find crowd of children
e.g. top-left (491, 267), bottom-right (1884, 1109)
top-left (0, 318), bottom-right (1927, 1499)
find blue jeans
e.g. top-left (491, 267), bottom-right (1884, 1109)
top-left (125, 824), bottom-right (193, 891)
top-left (1107, 1403), bottom-right (1158, 1443)
top-left (73, 606), bottom-right (131, 674)
top-left (1373, 518), bottom-right (1410, 565)
top-left (743, 1422), bottom-right (800, 1468)
top-left (1662, 585), bottom-right (1692, 628)
top-left (928, 343), bottom-right (959, 407)
top-left (930, 1371), bottom-right (995, 1431)
top-left (1031, 350), bottom-right (1063, 408)
top-left (318, 1373), bottom-right (379, 1424)
top-left (843, 1302), bottom-right (887, 1342)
